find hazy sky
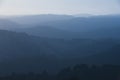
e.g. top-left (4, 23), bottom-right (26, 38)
top-left (0, 0), bottom-right (120, 15)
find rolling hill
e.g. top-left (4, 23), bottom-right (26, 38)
top-left (0, 30), bottom-right (119, 74)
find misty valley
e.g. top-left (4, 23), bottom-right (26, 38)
top-left (0, 14), bottom-right (120, 80)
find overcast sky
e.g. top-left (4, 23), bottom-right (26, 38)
top-left (0, 0), bottom-right (120, 15)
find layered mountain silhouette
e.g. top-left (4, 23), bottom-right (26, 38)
top-left (6, 14), bottom-right (120, 39)
top-left (0, 14), bottom-right (120, 75)
top-left (40, 15), bottom-right (120, 38)
top-left (0, 30), bottom-right (119, 74)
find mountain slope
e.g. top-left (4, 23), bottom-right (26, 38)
top-left (12, 15), bottom-right (120, 39)
top-left (0, 19), bottom-right (22, 30)
top-left (8, 14), bottom-right (74, 26)
top-left (43, 15), bottom-right (120, 38)
top-left (81, 44), bottom-right (120, 64)
top-left (16, 26), bottom-right (80, 38)
top-left (0, 30), bottom-right (120, 74)
top-left (44, 15), bottom-right (120, 32)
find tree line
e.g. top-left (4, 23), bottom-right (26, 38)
top-left (0, 64), bottom-right (120, 80)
